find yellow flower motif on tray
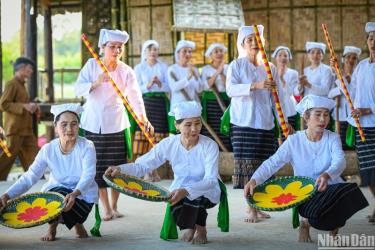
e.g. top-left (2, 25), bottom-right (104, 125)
top-left (2, 198), bottom-right (62, 226)
top-left (113, 178), bottom-right (160, 196)
top-left (253, 181), bottom-right (314, 209)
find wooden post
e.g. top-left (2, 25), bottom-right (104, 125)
top-left (25, 0), bottom-right (38, 136)
top-left (43, 2), bottom-right (55, 142)
top-left (0, 0), bottom-right (3, 127)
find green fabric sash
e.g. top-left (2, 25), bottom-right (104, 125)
top-left (346, 124), bottom-right (356, 148)
top-left (201, 91), bottom-right (229, 122)
top-left (220, 105), bottom-right (231, 136)
top-left (292, 207), bottom-right (299, 229)
top-left (160, 179), bottom-right (230, 240)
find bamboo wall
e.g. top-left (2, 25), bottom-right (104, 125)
top-left (242, 0), bottom-right (375, 70)
top-left (80, 0), bottom-right (375, 70)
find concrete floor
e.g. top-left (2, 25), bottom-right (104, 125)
top-left (0, 180), bottom-right (374, 250)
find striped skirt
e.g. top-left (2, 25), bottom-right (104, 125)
top-left (133, 95), bottom-right (169, 157)
top-left (298, 183), bottom-right (368, 231)
top-left (171, 196), bottom-right (216, 230)
top-left (231, 125), bottom-right (276, 189)
top-left (337, 121), bottom-right (351, 150)
top-left (201, 99), bottom-right (233, 152)
top-left (356, 127), bottom-right (375, 186)
top-left (48, 186), bottom-right (93, 229)
top-left (84, 130), bottom-right (127, 188)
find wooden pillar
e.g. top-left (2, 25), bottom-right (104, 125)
top-left (0, 0), bottom-right (3, 127)
top-left (43, 2), bottom-right (55, 141)
top-left (25, 0), bottom-right (38, 136)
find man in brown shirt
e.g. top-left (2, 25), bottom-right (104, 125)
top-left (0, 57), bottom-right (40, 180)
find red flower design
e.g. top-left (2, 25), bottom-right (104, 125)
top-left (17, 206), bottom-right (48, 222)
top-left (271, 193), bottom-right (297, 205)
top-left (128, 188), bottom-right (148, 195)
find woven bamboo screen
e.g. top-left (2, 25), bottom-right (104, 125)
top-left (242, 0), bottom-right (375, 70)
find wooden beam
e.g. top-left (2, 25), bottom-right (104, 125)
top-left (43, 4), bottom-right (54, 103)
top-left (25, 0), bottom-right (38, 136)
top-left (0, 0), bottom-right (3, 127)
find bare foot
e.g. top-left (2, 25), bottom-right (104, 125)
top-left (41, 222), bottom-right (58, 241)
top-left (257, 210), bottom-right (271, 219)
top-left (298, 220), bottom-right (312, 243)
top-left (144, 170), bottom-right (161, 182)
top-left (102, 210), bottom-right (113, 221)
top-left (192, 225), bottom-right (207, 244)
top-left (75, 223), bottom-right (89, 238)
top-left (245, 207), bottom-right (259, 223)
top-left (112, 210), bottom-right (124, 219)
top-left (181, 228), bottom-right (195, 242)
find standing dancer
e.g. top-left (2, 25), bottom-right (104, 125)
top-left (348, 22), bottom-right (375, 223)
top-left (75, 29), bottom-right (152, 221)
top-left (134, 40), bottom-right (170, 181)
top-left (328, 46), bottom-right (361, 149)
top-left (201, 43), bottom-right (232, 151)
top-left (272, 46), bottom-right (299, 136)
top-left (226, 25), bottom-right (290, 222)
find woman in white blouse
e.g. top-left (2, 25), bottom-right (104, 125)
top-left (226, 25), bottom-right (291, 222)
top-left (328, 46), bottom-right (361, 149)
top-left (133, 40), bottom-right (170, 181)
top-left (245, 95), bottom-right (368, 242)
top-left (200, 43), bottom-right (232, 151)
top-left (297, 42), bottom-right (334, 98)
top-left (167, 40), bottom-right (203, 133)
top-left (105, 101), bottom-right (221, 245)
top-left (272, 46), bottom-right (299, 131)
top-left (75, 29), bottom-right (152, 221)
top-left (348, 22), bottom-right (375, 223)
top-left (0, 103), bottom-right (99, 241)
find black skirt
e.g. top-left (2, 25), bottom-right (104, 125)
top-left (200, 99), bottom-right (233, 152)
top-left (298, 183), bottom-right (368, 231)
top-left (141, 95), bottom-right (169, 133)
top-left (84, 130), bottom-right (127, 188)
top-left (231, 125), bottom-right (276, 188)
top-left (49, 186), bottom-right (93, 229)
top-left (171, 196), bottom-right (216, 230)
top-left (356, 127), bottom-right (375, 186)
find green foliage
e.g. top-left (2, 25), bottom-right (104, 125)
top-left (2, 34), bottom-right (20, 82)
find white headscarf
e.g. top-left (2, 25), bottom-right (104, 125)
top-left (295, 95), bottom-right (335, 115)
top-left (168, 101), bottom-right (202, 120)
top-left (51, 103), bottom-right (83, 122)
top-left (365, 22), bottom-right (375, 33)
top-left (342, 46), bottom-right (361, 57)
top-left (236, 25), bottom-right (264, 59)
top-left (305, 42), bottom-right (326, 54)
top-left (98, 29), bottom-right (129, 48)
top-left (204, 43), bottom-right (227, 57)
top-left (174, 40), bottom-right (195, 63)
top-left (272, 46), bottom-right (292, 60)
top-left (141, 40), bottom-right (159, 62)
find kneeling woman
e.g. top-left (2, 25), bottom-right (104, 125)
top-left (106, 101), bottom-right (221, 244)
top-left (0, 104), bottom-right (98, 241)
top-left (244, 95), bottom-right (368, 242)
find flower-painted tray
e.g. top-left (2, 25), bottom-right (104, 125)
top-left (247, 176), bottom-right (317, 211)
top-left (103, 174), bottom-right (170, 202)
top-left (0, 192), bottom-right (64, 229)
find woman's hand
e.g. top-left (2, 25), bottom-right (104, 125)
top-left (0, 194), bottom-right (10, 209)
top-left (187, 64), bottom-right (198, 81)
top-left (169, 188), bottom-right (188, 206)
top-left (351, 108), bottom-right (372, 118)
top-left (299, 75), bottom-right (312, 89)
top-left (144, 119), bottom-right (155, 135)
top-left (0, 127), bottom-right (5, 140)
top-left (315, 172), bottom-right (330, 192)
top-left (152, 76), bottom-right (162, 88)
top-left (329, 57), bottom-right (338, 71)
top-left (244, 179), bottom-right (257, 198)
top-left (63, 191), bottom-right (80, 212)
top-left (253, 79), bottom-right (276, 91)
top-left (105, 166), bottom-right (122, 177)
top-left (92, 73), bottom-right (110, 90)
